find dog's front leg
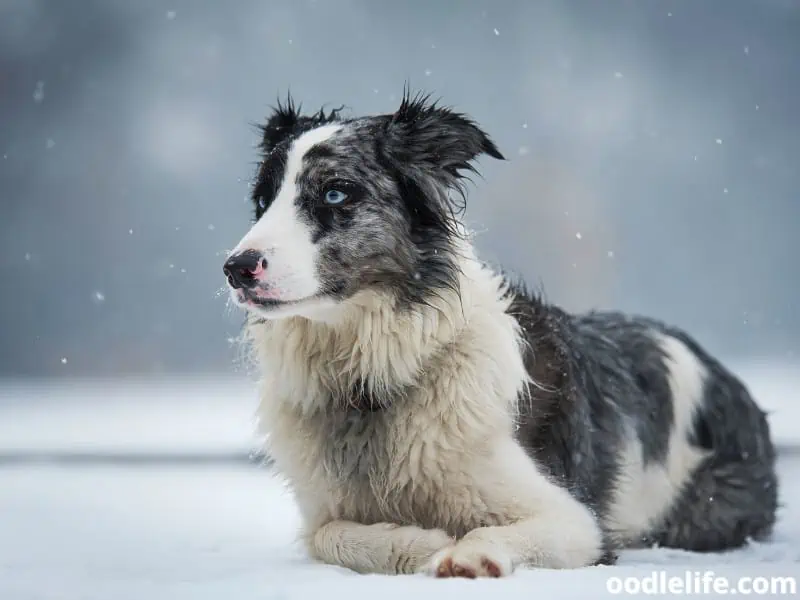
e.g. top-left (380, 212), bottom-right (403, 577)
top-left (309, 520), bottom-right (454, 575)
top-left (429, 441), bottom-right (607, 578)
top-left (429, 512), bottom-right (606, 578)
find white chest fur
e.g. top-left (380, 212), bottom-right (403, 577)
top-left (250, 259), bottom-right (530, 538)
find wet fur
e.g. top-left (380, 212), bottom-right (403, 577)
top-left (231, 91), bottom-right (778, 576)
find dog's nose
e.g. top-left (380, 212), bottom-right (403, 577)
top-left (223, 250), bottom-right (267, 289)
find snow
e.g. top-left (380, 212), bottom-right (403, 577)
top-left (1, 365), bottom-right (798, 599)
top-left (0, 378), bottom-right (259, 456)
top-left (32, 80), bottom-right (44, 104)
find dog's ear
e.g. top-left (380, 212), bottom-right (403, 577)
top-left (385, 90), bottom-right (504, 182)
top-left (259, 94), bottom-right (346, 153)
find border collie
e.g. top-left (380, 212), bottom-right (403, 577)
top-left (223, 91), bottom-right (778, 578)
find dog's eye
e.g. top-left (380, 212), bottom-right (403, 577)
top-left (323, 189), bottom-right (349, 206)
top-left (257, 197), bottom-right (267, 210)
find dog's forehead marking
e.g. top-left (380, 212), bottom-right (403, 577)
top-left (244, 123), bottom-right (343, 259)
top-left (280, 123), bottom-right (343, 189)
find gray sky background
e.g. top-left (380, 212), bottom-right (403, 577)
top-left (1, 0), bottom-right (798, 377)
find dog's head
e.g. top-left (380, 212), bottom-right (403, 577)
top-left (224, 90), bottom-right (503, 321)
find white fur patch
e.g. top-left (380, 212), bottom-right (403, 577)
top-left (605, 333), bottom-right (709, 543)
top-left (230, 124), bottom-right (342, 312)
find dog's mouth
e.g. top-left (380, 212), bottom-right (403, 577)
top-left (234, 288), bottom-right (299, 307)
top-left (228, 278), bottom-right (350, 318)
top-left (231, 286), bottom-right (325, 311)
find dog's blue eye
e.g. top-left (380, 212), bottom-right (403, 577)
top-left (324, 189), bottom-right (348, 206)
top-left (257, 197), bottom-right (267, 210)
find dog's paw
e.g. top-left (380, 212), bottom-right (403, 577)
top-left (428, 540), bottom-right (513, 578)
top-left (391, 526), bottom-right (454, 575)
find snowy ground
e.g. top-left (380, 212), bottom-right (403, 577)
top-left (1, 363), bottom-right (798, 599)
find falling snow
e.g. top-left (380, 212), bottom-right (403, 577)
top-left (128, 229), bottom-right (134, 235)
top-left (93, 291), bottom-right (106, 303)
top-left (166, 10), bottom-right (177, 20)
top-left (493, 28), bottom-right (500, 36)
top-left (744, 46), bottom-right (750, 55)
top-left (24, 253), bottom-right (31, 261)
top-left (575, 232), bottom-right (582, 240)
top-left (424, 69), bottom-right (432, 76)
top-left (60, 357), bottom-right (68, 364)
top-left (613, 72), bottom-right (623, 79)
top-left (716, 139), bottom-right (723, 145)
top-left (724, 188), bottom-right (729, 194)
top-left (207, 224), bottom-right (215, 231)
top-left (33, 81), bottom-right (45, 104)
top-left (45, 139), bottom-right (55, 149)
top-left (518, 146), bottom-right (530, 156)
top-left (607, 250), bottom-right (615, 258)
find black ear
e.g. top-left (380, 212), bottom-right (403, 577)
top-left (385, 90), bottom-right (504, 182)
top-left (258, 93), bottom-right (346, 153)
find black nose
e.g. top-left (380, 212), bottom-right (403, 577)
top-left (223, 250), bottom-right (267, 289)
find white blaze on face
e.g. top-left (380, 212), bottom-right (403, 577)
top-left (231, 123), bottom-right (342, 303)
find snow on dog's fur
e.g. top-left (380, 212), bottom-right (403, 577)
top-left (224, 91), bottom-right (779, 577)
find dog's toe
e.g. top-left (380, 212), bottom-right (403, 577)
top-left (429, 541), bottom-right (512, 578)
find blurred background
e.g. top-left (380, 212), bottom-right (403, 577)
top-left (2, 2), bottom-right (800, 597)
top-left (1, 0), bottom-right (798, 379)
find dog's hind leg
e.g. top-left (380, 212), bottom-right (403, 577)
top-left (308, 520), bottom-right (454, 574)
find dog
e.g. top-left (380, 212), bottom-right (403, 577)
top-left (223, 91), bottom-right (778, 578)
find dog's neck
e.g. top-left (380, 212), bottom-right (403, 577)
top-left (247, 248), bottom-right (517, 416)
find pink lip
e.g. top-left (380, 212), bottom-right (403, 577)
top-left (236, 285), bottom-right (284, 304)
